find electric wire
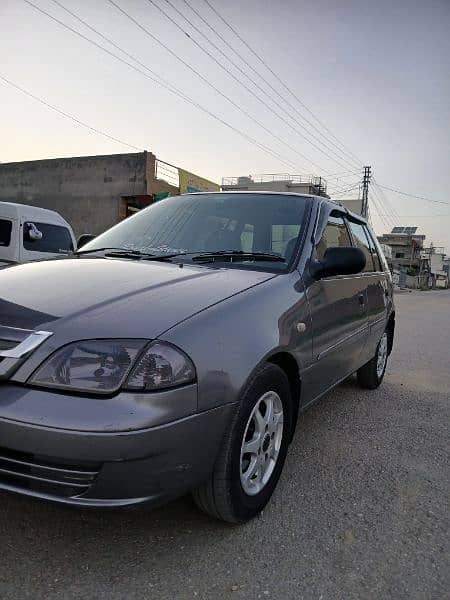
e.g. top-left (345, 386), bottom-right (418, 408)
top-left (0, 73), bottom-right (143, 151)
top-left (200, 0), bottom-right (364, 167)
top-left (107, 0), bottom-right (325, 173)
top-left (22, 0), bottom-right (311, 172)
top-left (153, 0), bottom-right (359, 171)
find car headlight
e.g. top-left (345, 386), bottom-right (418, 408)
top-left (125, 342), bottom-right (196, 391)
top-left (29, 340), bottom-right (196, 394)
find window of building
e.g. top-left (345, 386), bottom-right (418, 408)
top-left (23, 222), bottom-right (74, 254)
top-left (347, 220), bottom-right (374, 272)
top-left (395, 252), bottom-right (405, 259)
top-left (316, 213), bottom-right (351, 260)
top-left (0, 219), bottom-right (12, 247)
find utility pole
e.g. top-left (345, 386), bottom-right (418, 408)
top-left (361, 165), bottom-right (371, 218)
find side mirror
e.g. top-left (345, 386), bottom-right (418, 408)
top-left (77, 233), bottom-right (96, 249)
top-left (25, 222), bottom-right (43, 242)
top-left (311, 246), bottom-right (366, 279)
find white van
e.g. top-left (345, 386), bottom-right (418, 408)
top-left (0, 202), bottom-right (76, 268)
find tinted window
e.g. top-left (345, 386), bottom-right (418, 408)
top-left (347, 220), bottom-right (374, 272)
top-left (23, 222), bottom-right (73, 254)
top-left (0, 219), bottom-right (12, 247)
top-left (316, 214), bottom-right (351, 259)
top-left (80, 193), bottom-right (310, 272)
top-left (364, 225), bottom-right (382, 271)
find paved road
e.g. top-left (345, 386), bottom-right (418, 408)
top-left (1, 290), bottom-right (449, 599)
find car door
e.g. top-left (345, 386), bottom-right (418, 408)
top-left (303, 210), bottom-right (369, 400)
top-left (346, 219), bottom-right (389, 364)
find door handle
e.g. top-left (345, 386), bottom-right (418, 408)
top-left (358, 293), bottom-right (365, 305)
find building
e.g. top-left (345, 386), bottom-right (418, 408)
top-left (221, 173), bottom-right (329, 197)
top-left (338, 198), bottom-right (363, 215)
top-left (377, 226), bottom-right (426, 273)
top-left (0, 151), bottom-right (219, 237)
top-left (221, 173), bottom-right (370, 216)
top-left (420, 246), bottom-right (448, 289)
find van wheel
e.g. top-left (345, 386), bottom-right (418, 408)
top-left (357, 331), bottom-right (388, 389)
top-left (193, 364), bottom-right (292, 523)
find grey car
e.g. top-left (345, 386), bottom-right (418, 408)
top-left (0, 192), bottom-right (394, 523)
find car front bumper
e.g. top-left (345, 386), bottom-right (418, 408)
top-left (0, 384), bottom-right (235, 508)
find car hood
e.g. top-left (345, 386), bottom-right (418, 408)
top-left (0, 257), bottom-right (275, 338)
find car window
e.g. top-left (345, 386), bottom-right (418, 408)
top-left (23, 222), bottom-right (74, 254)
top-left (240, 224), bottom-right (254, 252)
top-left (272, 224), bottom-right (301, 256)
top-left (364, 225), bottom-right (382, 271)
top-left (0, 219), bottom-right (12, 247)
top-left (347, 220), bottom-right (374, 272)
top-left (81, 193), bottom-right (310, 272)
top-left (316, 213), bottom-right (351, 260)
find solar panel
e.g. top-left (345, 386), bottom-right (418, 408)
top-left (391, 226), bottom-right (418, 234)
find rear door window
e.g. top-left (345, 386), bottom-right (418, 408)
top-left (0, 219), bottom-right (12, 247)
top-left (23, 222), bottom-right (74, 254)
top-left (316, 213), bottom-right (351, 260)
top-left (347, 220), bottom-right (374, 272)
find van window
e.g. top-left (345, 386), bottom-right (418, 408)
top-left (364, 225), bottom-right (382, 271)
top-left (347, 220), bottom-right (374, 272)
top-left (316, 214), bottom-right (351, 259)
top-left (23, 222), bottom-right (74, 254)
top-left (0, 219), bottom-right (12, 247)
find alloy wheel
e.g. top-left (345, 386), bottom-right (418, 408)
top-left (377, 332), bottom-right (388, 379)
top-left (240, 391), bottom-right (284, 496)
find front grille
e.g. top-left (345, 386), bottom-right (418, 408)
top-left (0, 446), bottom-right (101, 498)
top-left (0, 326), bottom-right (53, 380)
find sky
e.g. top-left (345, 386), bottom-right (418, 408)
top-left (1, 0), bottom-right (450, 250)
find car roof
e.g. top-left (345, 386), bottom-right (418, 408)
top-left (0, 201), bottom-right (71, 226)
top-left (181, 191), bottom-right (367, 225)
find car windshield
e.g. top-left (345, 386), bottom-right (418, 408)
top-left (80, 193), bottom-right (310, 271)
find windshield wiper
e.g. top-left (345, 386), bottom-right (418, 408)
top-left (191, 250), bottom-right (286, 263)
top-left (75, 247), bottom-right (185, 261)
top-left (75, 247), bottom-right (140, 256)
top-left (105, 250), bottom-right (187, 261)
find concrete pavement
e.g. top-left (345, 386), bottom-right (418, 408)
top-left (0, 290), bottom-right (449, 599)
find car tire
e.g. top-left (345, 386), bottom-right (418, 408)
top-left (193, 363), bottom-right (293, 523)
top-left (357, 330), bottom-right (389, 389)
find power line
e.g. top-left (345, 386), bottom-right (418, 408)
top-left (22, 0), bottom-right (311, 172)
top-left (0, 73), bottom-right (143, 151)
top-left (107, 0), bottom-right (325, 173)
top-left (155, 0), bottom-right (359, 172)
top-left (370, 183), bottom-right (398, 228)
top-left (331, 184), bottom-right (361, 197)
top-left (184, 0), bottom-right (361, 170)
top-left (376, 183), bottom-right (450, 206)
top-left (369, 192), bottom-right (391, 231)
top-left (327, 169), bottom-right (362, 178)
top-left (201, 0), bottom-right (364, 167)
top-left (376, 214), bottom-right (450, 218)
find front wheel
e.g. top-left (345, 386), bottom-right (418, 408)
top-left (193, 364), bottom-right (292, 523)
top-left (357, 331), bottom-right (389, 389)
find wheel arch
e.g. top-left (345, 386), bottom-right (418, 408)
top-left (267, 351), bottom-right (301, 441)
top-left (387, 310), bottom-right (395, 355)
